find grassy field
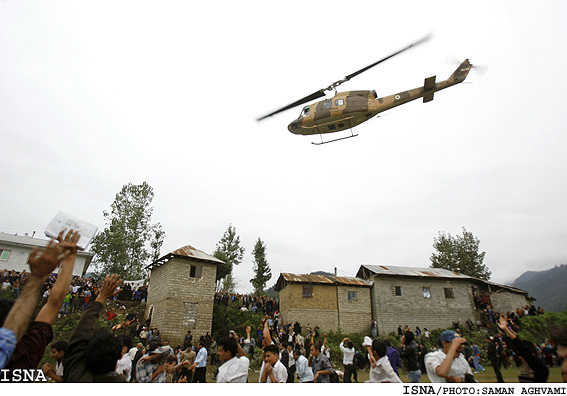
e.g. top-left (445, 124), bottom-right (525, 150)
top-left (200, 364), bottom-right (565, 383)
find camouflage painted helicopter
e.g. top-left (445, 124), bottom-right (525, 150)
top-left (257, 36), bottom-right (474, 145)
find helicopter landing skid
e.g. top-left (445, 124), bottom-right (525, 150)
top-left (312, 131), bottom-right (358, 145)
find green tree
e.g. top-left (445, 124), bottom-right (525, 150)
top-left (213, 224), bottom-right (245, 290)
top-left (90, 182), bottom-right (165, 279)
top-left (250, 237), bottom-right (272, 296)
top-left (221, 272), bottom-right (237, 293)
top-left (430, 227), bottom-right (490, 280)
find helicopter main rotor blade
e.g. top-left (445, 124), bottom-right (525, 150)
top-left (256, 89), bottom-right (326, 121)
top-left (256, 33), bottom-right (431, 121)
top-left (343, 34), bottom-right (432, 82)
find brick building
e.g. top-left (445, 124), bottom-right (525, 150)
top-left (276, 265), bottom-right (531, 337)
top-left (145, 245), bottom-right (223, 347)
top-left (274, 273), bottom-right (372, 334)
top-left (357, 265), bottom-right (531, 336)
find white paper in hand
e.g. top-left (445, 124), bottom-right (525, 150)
top-left (45, 211), bottom-right (98, 250)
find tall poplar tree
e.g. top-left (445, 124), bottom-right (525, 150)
top-left (90, 182), bottom-right (165, 279)
top-left (250, 237), bottom-right (271, 296)
top-left (213, 224), bottom-right (245, 290)
top-left (430, 227), bottom-right (491, 280)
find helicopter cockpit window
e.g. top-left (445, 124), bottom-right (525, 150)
top-left (300, 106), bottom-right (310, 117)
top-left (322, 100), bottom-right (332, 109)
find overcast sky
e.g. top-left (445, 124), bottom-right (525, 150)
top-left (1, 1), bottom-right (566, 293)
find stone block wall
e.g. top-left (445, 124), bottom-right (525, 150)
top-left (146, 257), bottom-right (217, 347)
top-left (490, 291), bottom-right (530, 314)
top-left (337, 285), bottom-right (372, 335)
top-left (371, 277), bottom-right (477, 336)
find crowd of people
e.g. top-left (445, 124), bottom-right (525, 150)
top-left (1, 231), bottom-right (566, 384)
top-left (214, 291), bottom-right (279, 315)
top-left (1, 268), bottom-right (149, 316)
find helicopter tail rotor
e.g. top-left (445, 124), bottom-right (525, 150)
top-left (446, 55), bottom-right (488, 76)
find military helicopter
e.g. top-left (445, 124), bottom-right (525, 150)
top-left (257, 35), bottom-right (475, 145)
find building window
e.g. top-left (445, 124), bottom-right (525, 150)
top-left (444, 288), bottom-right (455, 299)
top-left (189, 265), bottom-right (202, 279)
top-left (302, 284), bottom-right (313, 298)
top-left (0, 250), bottom-right (10, 261)
top-left (423, 287), bottom-right (431, 298)
top-left (394, 286), bottom-right (402, 296)
top-left (183, 302), bottom-right (198, 327)
top-left (347, 290), bottom-right (357, 301)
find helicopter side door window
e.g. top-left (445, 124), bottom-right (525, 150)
top-left (335, 99), bottom-right (344, 106)
top-left (300, 106), bottom-right (310, 117)
top-left (322, 100), bottom-right (332, 109)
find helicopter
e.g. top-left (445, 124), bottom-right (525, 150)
top-left (257, 35), bottom-right (475, 145)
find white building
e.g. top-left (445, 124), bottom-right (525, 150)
top-left (0, 233), bottom-right (94, 276)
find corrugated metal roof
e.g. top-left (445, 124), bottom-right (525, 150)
top-left (278, 273), bottom-right (372, 288)
top-left (146, 245), bottom-right (224, 269)
top-left (358, 264), bottom-right (474, 280)
top-left (171, 245), bottom-right (225, 264)
top-left (357, 264), bottom-right (528, 295)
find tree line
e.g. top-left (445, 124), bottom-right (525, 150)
top-left (90, 182), bottom-right (491, 293)
top-left (90, 182), bottom-right (273, 295)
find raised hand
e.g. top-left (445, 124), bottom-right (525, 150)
top-left (58, 229), bottom-right (81, 256)
top-left (28, 239), bottom-right (65, 278)
top-left (96, 274), bottom-right (123, 303)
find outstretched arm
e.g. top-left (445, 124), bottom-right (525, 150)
top-left (95, 274), bottom-right (123, 304)
top-left (36, 230), bottom-right (80, 325)
top-left (235, 327), bottom-right (250, 358)
top-left (435, 337), bottom-right (468, 380)
top-left (497, 316), bottom-right (516, 340)
top-left (262, 315), bottom-right (272, 347)
top-left (3, 240), bottom-right (65, 341)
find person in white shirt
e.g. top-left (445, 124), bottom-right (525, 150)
top-left (293, 348), bottom-right (314, 382)
top-left (424, 330), bottom-right (474, 383)
top-left (259, 344), bottom-right (288, 383)
top-left (362, 336), bottom-right (402, 383)
top-left (340, 337), bottom-right (356, 383)
top-left (115, 335), bottom-right (133, 382)
top-left (129, 343), bottom-right (142, 361)
top-left (216, 331), bottom-right (250, 383)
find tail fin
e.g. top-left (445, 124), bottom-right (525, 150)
top-left (423, 76), bottom-right (436, 103)
top-left (448, 59), bottom-right (472, 83)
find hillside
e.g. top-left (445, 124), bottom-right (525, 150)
top-left (511, 264), bottom-right (567, 312)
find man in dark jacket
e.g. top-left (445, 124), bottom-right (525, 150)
top-left (487, 336), bottom-right (504, 382)
top-left (400, 331), bottom-right (421, 382)
top-left (63, 274), bottom-right (126, 382)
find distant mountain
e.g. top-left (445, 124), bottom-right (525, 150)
top-left (511, 264), bottom-right (567, 312)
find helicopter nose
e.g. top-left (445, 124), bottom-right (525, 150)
top-left (288, 120), bottom-right (300, 134)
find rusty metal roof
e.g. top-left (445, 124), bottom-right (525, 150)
top-left (146, 245), bottom-right (224, 269)
top-left (275, 273), bottom-right (372, 290)
top-left (170, 245), bottom-right (224, 263)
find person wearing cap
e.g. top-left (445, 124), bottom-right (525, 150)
top-left (424, 330), bottom-right (475, 383)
